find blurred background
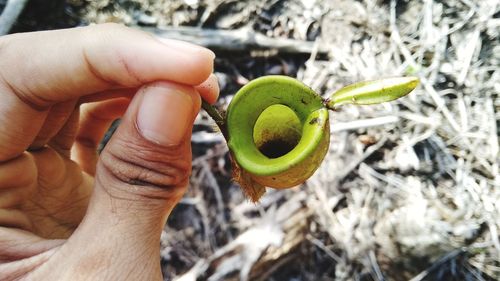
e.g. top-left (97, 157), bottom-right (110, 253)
top-left (1, 0), bottom-right (499, 280)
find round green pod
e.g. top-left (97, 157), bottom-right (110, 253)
top-left (226, 75), bottom-right (330, 189)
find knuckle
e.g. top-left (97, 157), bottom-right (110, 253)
top-left (98, 138), bottom-right (190, 199)
top-left (0, 35), bottom-right (9, 54)
top-left (0, 33), bottom-right (16, 55)
top-left (83, 23), bottom-right (146, 86)
top-left (96, 22), bottom-right (128, 34)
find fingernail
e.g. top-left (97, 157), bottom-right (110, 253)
top-left (137, 84), bottom-right (194, 146)
top-left (157, 38), bottom-right (216, 60)
top-left (196, 74), bottom-right (220, 104)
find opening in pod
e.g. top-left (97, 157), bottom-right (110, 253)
top-left (253, 104), bottom-right (302, 159)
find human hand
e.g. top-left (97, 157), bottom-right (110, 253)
top-left (0, 23), bottom-right (218, 280)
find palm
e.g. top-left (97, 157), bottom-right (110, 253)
top-left (26, 148), bottom-right (91, 238)
top-left (2, 147), bottom-right (92, 239)
top-left (0, 96), bottom-right (123, 240)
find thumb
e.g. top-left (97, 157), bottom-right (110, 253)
top-left (59, 82), bottom-right (200, 279)
top-left (95, 80), bottom-right (200, 215)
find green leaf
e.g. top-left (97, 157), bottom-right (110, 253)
top-left (326, 77), bottom-right (419, 109)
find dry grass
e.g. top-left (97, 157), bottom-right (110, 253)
top-left (298, 0), bottom-right (499, 280)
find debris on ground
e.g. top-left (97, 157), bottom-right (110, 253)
top-left (4, 0), bottom-right (499, 280)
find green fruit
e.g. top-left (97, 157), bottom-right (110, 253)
top-left (226, 76), bottom-right (330, 189)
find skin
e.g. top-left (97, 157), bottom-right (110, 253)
top-left (0, 23), bottom-right (219, 280)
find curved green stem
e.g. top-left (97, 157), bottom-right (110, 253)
top-left (201, 100), bottom-right (228, 139)
top-left (325, 77), bottom-right (419, 110)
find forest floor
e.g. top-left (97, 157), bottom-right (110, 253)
top-left (3, 0), bottom-right (499, 280)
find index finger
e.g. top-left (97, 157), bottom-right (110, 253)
top-left (0, 24), bottom-right (215, 161)
top-left (0, 23), bottom-right (215, 108)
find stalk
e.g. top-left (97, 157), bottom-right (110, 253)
top-left (201, 100), bottom-right (228, 139)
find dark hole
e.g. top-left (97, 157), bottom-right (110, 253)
top-left (258, 139), bottom-right (297, 159)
